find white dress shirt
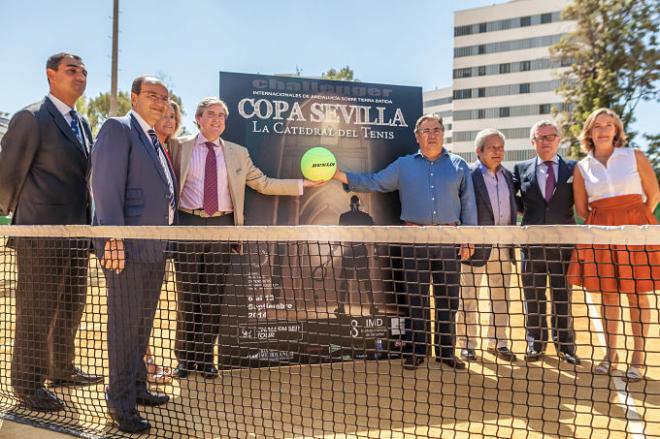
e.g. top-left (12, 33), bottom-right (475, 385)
top-left (536, 155), bottom-right (559, 195)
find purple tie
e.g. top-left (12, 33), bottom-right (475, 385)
top-left (203, 142), bottom-right (218, 215)
top-left (544, 160), bottom-right (555, 202)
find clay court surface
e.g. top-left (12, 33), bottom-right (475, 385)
top-left (0, 249), bottom-right (658, 438)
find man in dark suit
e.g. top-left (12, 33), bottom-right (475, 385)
top-left (457, 129), bottom-right (517, 363)
top-left (512, 120), bottom-right (580, 365)
top-left (90, 75), bottom-right (176, 433)
top-left (0, 53), bottom-right (102, 413)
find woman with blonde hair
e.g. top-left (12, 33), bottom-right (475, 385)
top-left (568, 108), bottom-right (660, 381)
top-left (144, 99), bottom-right (182, 384)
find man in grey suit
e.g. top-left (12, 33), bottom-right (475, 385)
top-left (0, 53), bottom-right (101, 413)
top-left (456, 129), bottom-right (517, 363)
top-left (90, 75), bottom-right (176, 433)
top-left (512, 120), bottom-right (580, 365)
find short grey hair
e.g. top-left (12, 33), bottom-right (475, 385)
top-left (474, 128), bottom-right (506, 151)
top-left (414, 113), bottom-right (444, 132)
top-left (529, 120), bottom-right (559, 141)
top-left (195, 97), bottom-right (229, 123)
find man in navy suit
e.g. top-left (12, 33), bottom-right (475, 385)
top-left (512, 120), bottom-right (580, 365)
top-left (90, 75), bottom-right (176, 433)
top-left (0, 53), bottom-right (102, 413)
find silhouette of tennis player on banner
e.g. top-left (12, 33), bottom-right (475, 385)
top-left (334, 195), bottom-right (378, 316)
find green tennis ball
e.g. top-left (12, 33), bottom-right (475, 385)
top-left (300, 147), bottom-right (337, 181)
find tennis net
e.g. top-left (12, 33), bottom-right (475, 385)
top-left (0, 224), bottom-right (658, 438)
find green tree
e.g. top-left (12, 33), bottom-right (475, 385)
top-left (321, 66), bottom-right (358, 82)
top-left (550, 0), bottom-right (659, 157)
top-left (645, 133), bottom-right (660, 181)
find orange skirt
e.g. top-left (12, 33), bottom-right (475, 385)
top-left (567, 194), bottom-right (660, 294)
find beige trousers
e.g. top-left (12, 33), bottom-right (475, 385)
top-left (457, 246), bottom-right (514, 350)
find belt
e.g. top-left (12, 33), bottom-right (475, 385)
top-left (179, 207), bottom-right (232, 218)
top-left (404, 221), bottom-right (458, 226)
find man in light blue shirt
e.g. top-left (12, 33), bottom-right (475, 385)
top-left (333, 114), bottom-right (477, 370)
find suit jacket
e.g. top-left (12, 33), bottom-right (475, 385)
top-left (0, 97), bottom-right (92, 224)
top-left (463, 162), bottom-right (517, 267)
top-left (90, 114), bottom-right (177, 262)
top-left (513, 156), bottom-right (576, 226)
top-left (169, 135), bottom-right (300, 226)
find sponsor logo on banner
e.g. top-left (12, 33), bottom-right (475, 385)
top-left (329, 344), bottom-right (342, 354)
top-left (349, 318), bottom-right (388, 338)
top-left (391, 317), bottom-right (406, 336)
top-left (238, 323), bottom-right (304, 341)
top-left (247, 349), bottom-right (295, 361)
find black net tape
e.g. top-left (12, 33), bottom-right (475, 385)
top-left (0, 229), bottom-right (658, 438)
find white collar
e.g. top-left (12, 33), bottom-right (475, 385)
top-left (195, 133), bottom-right (224, 148)
top-left (129, 110), bottom-right (153, 138)
top-left (47, 93), bottom-right (73, 118)
top-left (536, 155), bottom-right (559, 166)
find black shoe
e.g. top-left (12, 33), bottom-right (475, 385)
top-left (173, 361), bottom-right (194, 379)
top-left (49, 367), bottom-right (103, 387)
top-left (369, 304), bottom-right (379, 316)
top-left (525, 350), bottom-right (544, 362)
top-left (436, 356), bottom-right (466, 370)
top-left (135, 390), bottom-right (169, 407)
top-left (488, 346), bottom-right (518, 362)
top-left (17, 388), bottom-right (64, 412)
top-left (200, 365), bottom-right (219, 379)
top-left (334, 305), bottom-right (346, 316)
top-left (110, 409), bottom-right (150, 434)
top-left (560, 352), bottom-right (581, 365)
top-left (460, 348), bottom-right (477, 361)
top-left (403, 356), bottom-right (424, 370)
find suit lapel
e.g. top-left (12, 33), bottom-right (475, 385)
top-left (503, 169), bottom-right (517, 224)
top-left (222, 141), bottom-right (238, 204)
top-left (556, 156), bottom-right (570, 185)
top-left (179, 137), bottom-right (196, 196)
top-left (472, 166), bottom-right (494, 218)
top-left (528, 159), bottom-right (545, 202)
top-left (44, 98), bottom-right (86, 157)
top-left (130, 114), bottom-right (169, 186)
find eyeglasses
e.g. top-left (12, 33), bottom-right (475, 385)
top-left (417, 128), bottom-right (444, 136)
top-left (140, 91), bottom-right (169, 103)
top-left (534, 134), bottom-right (559, 142)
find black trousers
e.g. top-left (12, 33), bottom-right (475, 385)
top-left (403, 245), bottom-right (460, 358)
top-left (521, 246), bottom-right (576, 354)
top-left (12, 238), bottom-right (88, 395)
top-left (106, 260), bottom-right (165, 414)
top-left (337, 243), bottom-right (375, 308)
top-left (173, 211), bottom-right (234, 367)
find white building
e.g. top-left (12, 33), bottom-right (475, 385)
top-left (421, 87), bottom-right (453, 151)
top-left (424, 0), bottom-right (574, 168)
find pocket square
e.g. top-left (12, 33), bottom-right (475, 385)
top-left (566, 176), bottom-right (574, 183)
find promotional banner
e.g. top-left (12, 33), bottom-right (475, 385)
top-left (217, 72), bottom-right (423, 366)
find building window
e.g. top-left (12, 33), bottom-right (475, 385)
top-left (500, 107), bottom-right (510, 117)
top-left (478, 87), bottom-right (486, 98)
top-left (520, 60), bottom-right (531, 71)
top-left (478, 44), bottom-right (486, 54)
top-left (520, 16), bottom-right (531, 27)
top-left (519, 83), bottom-right (530, 94)
top-left (453, 89), bottom-right (472, 100)
top-left (499, 63), bottom-right (511, 74)
top-left (539, 104), bottom-right (551, 114)
top-left (479, 22), bottom-right (487, 33)
top-left (454, 25), bottom-right (472, 36)
top-left (454, 67), bottom-right (472, 79)
top-left (478, 109), bottom-right (486, 119)
top-left (541, 13), bottom-right (552, 24)
top-left (478, 66), bottom-right (486, 76)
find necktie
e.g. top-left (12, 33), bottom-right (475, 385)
top-left (203, 142), bottom-right (218, 216)
top-left (69, 109), bottom-right (84, 145)
top-left (544, 160), bottom-right (556, 202)
top-left (148, 129), bottom-right (176, 218)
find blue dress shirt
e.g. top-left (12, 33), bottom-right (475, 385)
top-left (346, 149), bottom-right (477, 225)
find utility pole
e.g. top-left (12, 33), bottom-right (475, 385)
top-left (109, 0), bottom-right (119, 116)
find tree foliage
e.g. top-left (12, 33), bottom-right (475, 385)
top-left (551, 0), bottom-right (659, 157)
top-left (645, 133), bottom-right (660, 181)
top-left (321, 66), bottom-right (358, 82)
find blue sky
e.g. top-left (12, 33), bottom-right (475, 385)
top-left (1, 0), bottom-right (656, 146)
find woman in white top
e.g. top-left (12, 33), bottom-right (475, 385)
top-left (568, 108), bottom-right (660, 381)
